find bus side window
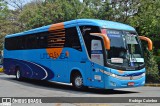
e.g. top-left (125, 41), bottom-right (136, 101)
top-left (26, 35), bottom-right (36, 49)
top-left (65, 27), bottom-right (82, 51)
top-left (5, 37), bottom-right (22, 50)
top-left (19, 37), bottom-right (25, 49)
top-left (36, 34), bottom-right (48, 49)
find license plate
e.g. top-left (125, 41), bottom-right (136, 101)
top-left (128, 82), bottom-right (134, 86)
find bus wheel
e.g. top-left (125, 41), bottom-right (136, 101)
top-left (16, 69), bottom-right (22, 80)
top-left (72, 73), bottom-right (84, 89)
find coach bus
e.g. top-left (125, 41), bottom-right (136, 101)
top-left (3, 19), bottom-right (152, 89)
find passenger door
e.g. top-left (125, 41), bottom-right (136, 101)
top-left (89, 35), bottom-right (105, 88)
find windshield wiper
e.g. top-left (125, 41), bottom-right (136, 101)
top-left (126, 50), bottom-right (132, 67)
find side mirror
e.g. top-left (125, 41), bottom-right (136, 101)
top-left (138, 36), bottom-right (153, 51)
top-left (90, 33), bottom-right (110, 50)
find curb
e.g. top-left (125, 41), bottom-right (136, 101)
top-left (145, 84), bottom-right (160, 87)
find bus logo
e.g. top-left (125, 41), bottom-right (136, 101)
top-left (1, 98), bottom-right (11, 106)
top-left (130, 76), bottom-right (133, 80)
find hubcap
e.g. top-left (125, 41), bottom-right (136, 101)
top-left (16, 70), bottom-right (20, 79)
top-left (75, 76), bottom-right (83, 87)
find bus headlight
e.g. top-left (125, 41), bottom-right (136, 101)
top-left (111, 73), bottom-right (117, 78)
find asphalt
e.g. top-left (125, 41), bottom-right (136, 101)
top-left (0, 73), bottom-right (160, 106)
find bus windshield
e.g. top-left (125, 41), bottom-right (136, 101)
top-left (102, 29), bottom-right (144, 69)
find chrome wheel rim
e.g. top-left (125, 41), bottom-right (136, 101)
top-left (75, 76), bottom-right (83, 88)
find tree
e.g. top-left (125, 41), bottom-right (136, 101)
top-left (98, 0), bottom-right (141, 23)
top-left (128, 0), bottom-right (160, 83)
top-left (0, 0), bottom-right (9, 49)
top-left (19, 0), bottom-right (97, 29)
top-left (3, 0), bottom-right (31, 11)
top-left (145, 50), bottom-right (160, 83)
top-left (129, 0), bottom-right (160, 36)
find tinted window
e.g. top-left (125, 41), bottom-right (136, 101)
top-left (5, 27), bottom-right (82, 51)
top-left (65, 27), bottom-right (82, 51)
top-left (107, 29), bottom-right (126, 59)
top-left (47, 29), bottom-right (65, 48)
top-left (5, 32), bottom-right (49, 50)
top-left (80, 26), bottom-right (100, 57)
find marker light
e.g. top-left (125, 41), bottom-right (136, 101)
top-left (141, 73), bottom-right (145, 77)
top-left (110, 81), bottom-right (116, 86)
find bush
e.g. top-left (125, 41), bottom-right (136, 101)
top-left (145, 51), bottom-right (160, 83)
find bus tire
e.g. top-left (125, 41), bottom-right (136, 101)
top-left (72, 72), bottom-right (85, 89)
top-left (16, 69), bottom-right (22, 80)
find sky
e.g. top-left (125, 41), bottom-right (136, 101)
top-left (7, 0), bottom-right (34, 10)
top-left (7, 0), bottom-right (84, 10)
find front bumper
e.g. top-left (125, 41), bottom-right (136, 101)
top-left (105, 75), bottom-right (145, 89)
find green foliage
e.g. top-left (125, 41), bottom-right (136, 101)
top-left (129, 0), bottom-right (160, 36)
top-left (0, 0), bottom-right (8, 19)
top-left (129, 0), bottom-right (160, 83)
top-left (98, 0), bottom-right (141, 23)
top-left (145, 50), bottom-right (160, 83)
top-left (155, 56), bottom-right (160, 64)
top-left (0, 0), bottom-right (9, 49)
top-left (19, 0), bottom-right (98, 29)
top-left (142, 41), bottom-right (160, 83)
top-left (157, 49), bottom-right (160, 56)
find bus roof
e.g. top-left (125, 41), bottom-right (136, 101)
top-left (76, 19), bottom-right (135, 31)
top-left (5, 19), bottom-right (135, 38)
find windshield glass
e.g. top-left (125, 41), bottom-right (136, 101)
top-left (102, 29), bottom-right (144, 69)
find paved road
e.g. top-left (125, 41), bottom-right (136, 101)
top-left (0, 73), bottom-right (160, 106)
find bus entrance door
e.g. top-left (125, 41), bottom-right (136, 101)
top-left (89, 35), bottom-right (105, 88)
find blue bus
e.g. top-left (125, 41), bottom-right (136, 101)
top-left (3, 19), bottom-right (152, 89)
